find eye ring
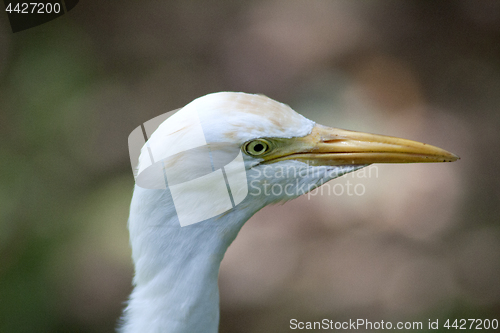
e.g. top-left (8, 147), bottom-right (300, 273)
top-left (243, 139), bottom-right (271, 156)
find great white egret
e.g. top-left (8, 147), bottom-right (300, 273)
top-left (120, 92), bottom-right (458, 332)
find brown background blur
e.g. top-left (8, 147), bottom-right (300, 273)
top-left (1, 1), bottom-right (499, 332)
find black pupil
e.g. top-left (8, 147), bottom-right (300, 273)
top-left (254, 143), bottom-right (264, 152)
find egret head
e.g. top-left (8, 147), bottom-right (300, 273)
top-left (135, 92), bottom-right (458, 228)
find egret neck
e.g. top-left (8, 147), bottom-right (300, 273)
top-left (123, 185), bottom-right (261, 333)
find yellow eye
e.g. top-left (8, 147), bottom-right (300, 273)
top-left (243, 139), bottom-right (271, 156)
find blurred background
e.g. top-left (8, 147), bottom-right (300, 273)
top-left (1, 0), bottom-right (499, 332)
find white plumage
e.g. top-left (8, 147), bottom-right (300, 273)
top-left (120, 92), bottom-right (457, 333)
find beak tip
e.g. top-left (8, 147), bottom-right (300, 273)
top-left (443, 153), bottom-right (459, 162)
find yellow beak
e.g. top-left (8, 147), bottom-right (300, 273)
top-left (264, 124), bottom-right (459, 166)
